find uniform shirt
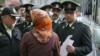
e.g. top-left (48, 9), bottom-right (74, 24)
top-left (66, 20), bottom-right (76, 28)
top-left (52, 17), bottom-right (62, 24)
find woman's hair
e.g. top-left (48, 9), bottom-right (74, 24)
top-left (30, 9), bottom-right (52, 39)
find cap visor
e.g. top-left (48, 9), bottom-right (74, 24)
top-left (53, 8), bottom-right (61, 10)
top-left (65, 11), bottom-right (75, 13)
top-left (10, 14), bottom-right (21, 17)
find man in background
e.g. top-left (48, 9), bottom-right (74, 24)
top-left (0, 7), bottom-right (21, 56)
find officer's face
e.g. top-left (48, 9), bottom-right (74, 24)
top-left (52, 9), bottom-right (61, 14)
top-left (3, 15), bottom-right (16, 28)
top-left (18, 7), bottom-right (25, 16)
top-left (52, 9), bottom-right (61, 20)
top-left (64, 11), bottom-right (77, 23)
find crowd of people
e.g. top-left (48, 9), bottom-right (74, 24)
top-left (0, 1), bottom-right (92, 56)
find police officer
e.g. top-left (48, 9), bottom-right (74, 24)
top-left (16, 4), bottom-right (34, 35)
top-left (40, 5), bottom-right (53, 16)
top-left (51, 2), bottom-right (62, 32)
top-left (0, 7), bottom-right (21, 56)
top-left (55, 1), bottom-right (92, 56)
top-left (15, 5), bottom-right (26, 25)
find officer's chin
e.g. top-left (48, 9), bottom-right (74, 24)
top-left (66, 19), bottom-right (73, 23)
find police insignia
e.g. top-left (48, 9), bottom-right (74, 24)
top-left (55, 4), bottom-right (59, 8)
top-left (62, 26), bottom-right (65, 29)
top-left (28, 6), bottom-right (32, 10)
top-left (72, 26), bottom-right (75, 29)
top-left (68, 3), bottom-right (72, 8)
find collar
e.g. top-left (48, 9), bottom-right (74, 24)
top-left (66, 20), bottom-right (76, 27)
top-left (52, 18), bottom-right (60, 23)
top-left (54, 18), bottom-right (59, 23)
top-left (3, 24), bottom-right (13, 30)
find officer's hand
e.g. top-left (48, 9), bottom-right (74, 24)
top-left (66, 45), bottom-right (75, 53)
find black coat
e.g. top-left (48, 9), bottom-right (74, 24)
top-left (23, 25), bottom-right (33, 34)
top-left (55, 21), bottom-right (92, 56)
top-left (15, 21), bottom-right (32, 36)
top-left (0, 23), bottom-right (22, 56)
top-left (52, 19), bottom-right (62, 32)
top-left (52, 22), bottom-right (60, 32)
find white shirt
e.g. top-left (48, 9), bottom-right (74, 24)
top-left (66, 21), bottom-right (75, 27)
top-left (54, 18), bottom-right (59, 23)
top-left (4, 24), bottom-right (13, 38)
top-left (52, 17), bottom-right (61, 24)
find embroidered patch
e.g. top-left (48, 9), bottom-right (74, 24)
top-left (62, 26), bottom-right (65, 29)
top-left (72, 26), bottom-right (75, 29)
top-left (68, 3), bottom-right (72, 8)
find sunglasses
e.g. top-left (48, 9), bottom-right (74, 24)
top-left (10, 15), bottom-right (16, 20)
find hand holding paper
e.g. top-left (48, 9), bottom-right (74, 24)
top-left (60, 35), bottom-right (74, 56)
top-left (66, 45), bottom-right (75, 53)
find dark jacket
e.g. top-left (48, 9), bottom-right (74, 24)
top-left (52, 18), bottom-right (62, 32)
top-left (0, 23), bottom-right (22, 56)
top-left (23, 25), bottom-right (33, 34)
top-left (55, 21), bottom-right (92, 56)
top-left (15, 21), bottom-right (32, 36)
top-left (52, 21), bottom-right (59, 32)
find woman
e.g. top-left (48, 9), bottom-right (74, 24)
top-left (20, 9), bottom-right (60, 56)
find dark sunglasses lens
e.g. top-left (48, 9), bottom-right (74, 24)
top-left (11, 16), bottom-right (16, 19)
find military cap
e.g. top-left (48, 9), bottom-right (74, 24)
top-left (51, 2), bottom-right (62, 10)
top-left (14, 4), bottom-right (25, 11)
top-left (62, 1), bottom-right (80, 12)
top-left (1, 7), bottom-right (20, 17)
top-left (40, 5), bottom-right (52, 10)
top-left (22, 4), bottom-right (34, 13)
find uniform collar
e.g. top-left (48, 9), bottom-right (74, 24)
top-left (3, 24), bottom-right (14, 30)
top-left (52, 17), bottom-right (60, 23)
top-left (54, 18), bottom-right (59, 23)
top-left (66, 20), bottom-right (76, 27)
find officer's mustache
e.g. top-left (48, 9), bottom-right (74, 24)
top-left (52, 14), bottom-right (58, 17)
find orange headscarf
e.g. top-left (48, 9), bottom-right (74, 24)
top-left (30, 9), bottom-right (52, 39)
